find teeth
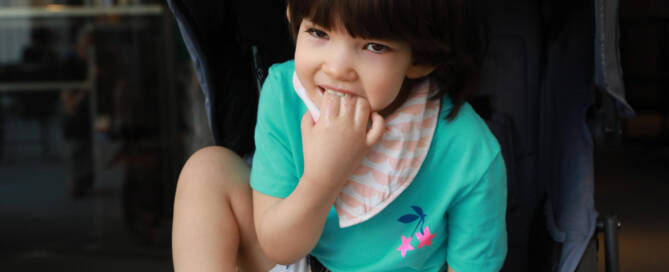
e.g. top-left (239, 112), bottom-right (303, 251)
top-left (325, 89), bottom-right (348, 97)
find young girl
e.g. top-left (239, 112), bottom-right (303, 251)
top-left (172, 0), bottom-right (507, 271)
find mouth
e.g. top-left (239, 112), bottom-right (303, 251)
top-left (317, 85), bottom-right (352, 98)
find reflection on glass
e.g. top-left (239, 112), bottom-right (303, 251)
top-left (0, 2), bottom-right (185, 269)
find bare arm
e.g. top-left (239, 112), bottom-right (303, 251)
top-left (253, 93), bottom-right (384, 264)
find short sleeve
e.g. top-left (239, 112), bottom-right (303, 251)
top-left (446, 152), bottom-right (508, 272)
top-left (250, 63), bottom-right (301, 198)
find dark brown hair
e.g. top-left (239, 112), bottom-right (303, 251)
top-left (287, 0), bottom-right (481, 119)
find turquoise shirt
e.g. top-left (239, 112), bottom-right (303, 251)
top-left (251, 61), bottom-right (507, 272)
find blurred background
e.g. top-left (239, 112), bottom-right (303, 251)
top-left (0, 0), bottom-right (666, 272)
top-left (0, 0), bottom-right (209, 271)
top-left (593, 1), bottom-right (669, 271)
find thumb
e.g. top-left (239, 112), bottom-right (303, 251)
top-left (301, 111), bottom-right (314, 135)
top-left (366, 112), bottom-right (385, 147)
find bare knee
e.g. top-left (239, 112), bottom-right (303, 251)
top-left (177, 146), bottom-right (250, 195)
top-left (172, 146), bottom-right (254, 271)
top-left (175, 145), bottom-right (256, 241)
top-left (174, 145), bottom-right (253, 237)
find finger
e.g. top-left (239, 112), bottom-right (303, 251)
top-left (340, 94), bottom-right (355, 118)
top-left (354, 97), bottom-right (371, 127)
top-left (366, 112), bottom-right (385, 147)
top-left (322, 91), bottom-right (341, 119)
top-left (301, 111), bottom-right (314, 135)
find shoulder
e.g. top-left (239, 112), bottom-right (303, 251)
top-left (257, 60), bottom-right (302, 119)
top-left (265, 60), bottom-right (295, 85)
top-left (437, 98), bottom-right (500, 158)
top-left (429, 97), bottom-right (502, 181)
top-left (260, 60), bottom-right (296, 101)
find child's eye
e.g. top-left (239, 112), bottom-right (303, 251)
top-left (365, 43), bottom-right (389, 53)
top-left (306, 28), bottom-right (328, 39)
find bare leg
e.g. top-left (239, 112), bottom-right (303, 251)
top-left (172, 146), bottom-right (276, 272)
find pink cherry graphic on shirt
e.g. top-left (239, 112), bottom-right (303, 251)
top-left (397, 235), bottom-right (415, 258)
top-left (416, 226), bottom-right (436, 248)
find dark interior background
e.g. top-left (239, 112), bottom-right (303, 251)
top-left (593, 1), bottom-right (669, 271)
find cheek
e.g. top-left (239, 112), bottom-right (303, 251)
top-left (294, 43), bottom-right (308, 75)
top-left (294, 47), bottom-right (323, 107)
top-left (294, 34), bottom-right (314, 75)
top-left (294, 41), bottom-right (313, 86)
top-left (361, 54), bottom-right (411, 110)
top-left (365, 71), bottom-right (406, 111)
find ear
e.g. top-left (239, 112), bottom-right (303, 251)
top-left (406, 64), bottom-right (435, 79)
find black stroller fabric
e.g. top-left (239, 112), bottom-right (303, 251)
top-left (167, 0), bottom-right (293, 156)
top-left (167, 0), bottom-right (631, 271)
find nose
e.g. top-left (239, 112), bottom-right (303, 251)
top-left (322, 47), bottom-right (357, 82)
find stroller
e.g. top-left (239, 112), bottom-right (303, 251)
top-left (167, 0), bottom-right (633, 271)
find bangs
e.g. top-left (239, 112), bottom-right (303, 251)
top-left (288, 0), bottom-right (445, 42)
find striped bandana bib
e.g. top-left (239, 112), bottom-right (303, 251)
top-left (293, 72), bottom-right (440, 227)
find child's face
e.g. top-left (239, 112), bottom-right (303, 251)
top-left (294, 19), bottom-right (431, 113)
